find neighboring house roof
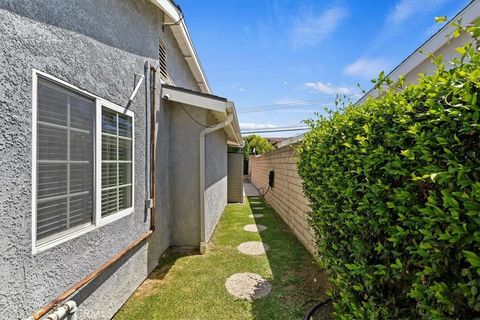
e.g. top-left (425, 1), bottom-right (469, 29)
top-left (276, 1), bottom-right (480, 149)
top-left (266, 137), bottom-right (288, 147)
top-left (276, 133), bottom-right (306, 148)
top-left (162, 84), bottom-right (243, 146)
top-left (150, 0), bottom-right (211, 94)
top-left (356, 0), bottom-right (480, 105)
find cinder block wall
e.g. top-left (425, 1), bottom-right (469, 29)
top-left (249, 144), bottom-right (317, 256)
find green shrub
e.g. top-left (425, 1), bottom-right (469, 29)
top-left (298, 22), bottom-right (480, 319)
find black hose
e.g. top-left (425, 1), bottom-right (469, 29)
top-left (303, 297), bottom-right (333, 320)
top-left (256, 185), bottom-right (271, 197)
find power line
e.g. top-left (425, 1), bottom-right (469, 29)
top-left (237, 98), bottom-right (336, 113)
top-left (241, 126), bottom-right (310, 134)
top-left (240, 98), bottom-right (334, 110)
top-left (209, 75), bottom-right (288, 82)
top-left (237, 104), bottom-right (333, 113)
top-left (205, 64), bottom-right (295, 72)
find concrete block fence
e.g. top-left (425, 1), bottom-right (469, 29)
top-left (248, 143), bottom-right (317, 256)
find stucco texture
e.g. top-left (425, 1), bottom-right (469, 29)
top-left (168, 104), bottom-right (228, 247)
top-left (205, 129), bottom-right (228, 242)
top-left (0, 0), bottom-right (230, 318)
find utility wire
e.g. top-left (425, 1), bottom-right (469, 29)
top-left (179, 103), bottom-right (214, 128)
top-left (205, 63), bottom-right (302, 72)
top-left (237, 99), bottom-right (336, 114)
top-left (241, 127), bottom-right (310, 134)
top-left (240, 98), bottom-right (334, 110)
top-left (237, 104), bottom-right (333, 113)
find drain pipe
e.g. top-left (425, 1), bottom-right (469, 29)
top-left (199, 103), bottom-right (234, 254)
top-left (44, 301), bottom-right (77, 320)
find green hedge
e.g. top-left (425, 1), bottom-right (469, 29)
top-left (298, 24), bottom-right (480, 319)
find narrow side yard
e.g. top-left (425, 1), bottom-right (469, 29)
top-left (114, 196), bottom-right (329, 320)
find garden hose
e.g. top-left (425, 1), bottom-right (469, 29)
top-left (303, 297), bottom-right (333, 320)
top-left (256, 185), bottom-right (271, 197)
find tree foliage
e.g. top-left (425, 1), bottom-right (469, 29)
top-left (298, 21), bottom-right (480, 319)
top-left (243, 134), bottom-right (274, 159)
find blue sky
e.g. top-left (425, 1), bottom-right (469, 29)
top-left (177, 0), bottom-right (470, 137)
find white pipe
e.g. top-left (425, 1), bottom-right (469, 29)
top-left (44, 301), bottom-right (77, 320)
top-left (199, 105), bottom-right (234, 253)
top-left (128, 74), bottom-right (145, 102)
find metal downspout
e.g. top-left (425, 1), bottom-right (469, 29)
top-left (199, 104), bottom-right (234, 254)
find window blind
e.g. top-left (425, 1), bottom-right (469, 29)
top-left (101, 107), bottom-right (133, 217)
top-left (36, 77), bottom-right (95, 241)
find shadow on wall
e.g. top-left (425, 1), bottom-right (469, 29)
top-left (246, 196), bottom-right (332, 320)
top-left (71, 242), bottom-right (148, 318)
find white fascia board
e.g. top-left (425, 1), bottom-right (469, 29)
top-left (225, 101), bottom-right (242, 146)
top-left (149, 0), bottom-right (211, 94)
top-left (356, 0), bottom-right (480, 105)
top-left (171, 23), bottom-right (211, 93)
top-left (162, 86), bottom-right (227, 113)
top-left (150, 0), bottom-right (181, 22)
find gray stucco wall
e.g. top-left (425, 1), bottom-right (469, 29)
top-left (204, 129), bottom-right (228, 242)
top-left (168, 103), bottom-right (206, 247)
top-left (168, 106), bottom-right (229, 248)
top-left (0, 0), bottom-right (205, 318)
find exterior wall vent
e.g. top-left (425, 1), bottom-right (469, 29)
top-left (159, 40), bottom-right (168, 80)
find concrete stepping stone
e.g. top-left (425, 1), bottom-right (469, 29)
top-left (252, 207), bottom-right (265, 210)
top-left (225, 273), bottom-right (272, 300)
top-left (237, 241), bottom-right (269, 255)
top-left (244, 224), bottom-right (267, 232)
top-left (249, 214), bottom-right (264, 218)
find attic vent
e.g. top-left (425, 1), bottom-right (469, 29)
top-left (159, 40), bottom-right (168, 80)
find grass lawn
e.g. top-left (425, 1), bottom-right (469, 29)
top-left (114, 196), bottom-right (329, 320)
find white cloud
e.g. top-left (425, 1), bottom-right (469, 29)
top-left (240, 123), bottom-right (277, 130)
top-left (304, 82), bottom-right (352, 95)
top-left (360, 0), bottom-right (454, 56)
top-left (343, 57), bottom-right (390, 79)
top-left (291, 6), bottom-right (348, 48)
top-left (231, 83), bottom-right (246, 92)
top-left (388, 0), bottom-right (450, 26)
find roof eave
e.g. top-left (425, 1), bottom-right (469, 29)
top-left (355, 0), bottom-right (480, 105)
top-left (150, 0), bottom-right (212, 94)
top-left (161, 85), bottom-right (242, 146)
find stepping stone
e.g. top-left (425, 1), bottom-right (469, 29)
top-left (244, 224), bottom-right (267, 232)
top-left (250, 201), bottom-right (262, 204)
top-left (249, 214), bottom-right (264, 218)
top-left (225, 273), bottom-right (272, 300)
top-left (237, 241), bottom-right (269, 255)
top-left (252, 207), bottom-right (265, 210)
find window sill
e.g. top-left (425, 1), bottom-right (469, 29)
top-left (33, 207), bottom-right (134, 255)
top-left (34, 223), bottom-right (96, 255)
top-left (99, 207), bottom-right (134, 227)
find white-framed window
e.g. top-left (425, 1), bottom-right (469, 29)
top-left (31, 69), bottom-right (135, 254)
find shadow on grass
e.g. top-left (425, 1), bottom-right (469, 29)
top-left (131, 250), bottom-right (199, 299)
top-left (246, 196), bottom-right (332, 320)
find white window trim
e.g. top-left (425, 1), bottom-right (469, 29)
top-left (31, 69), bottom-right (135, 254)
top-left (96, 99), bottom-right (135, 227)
